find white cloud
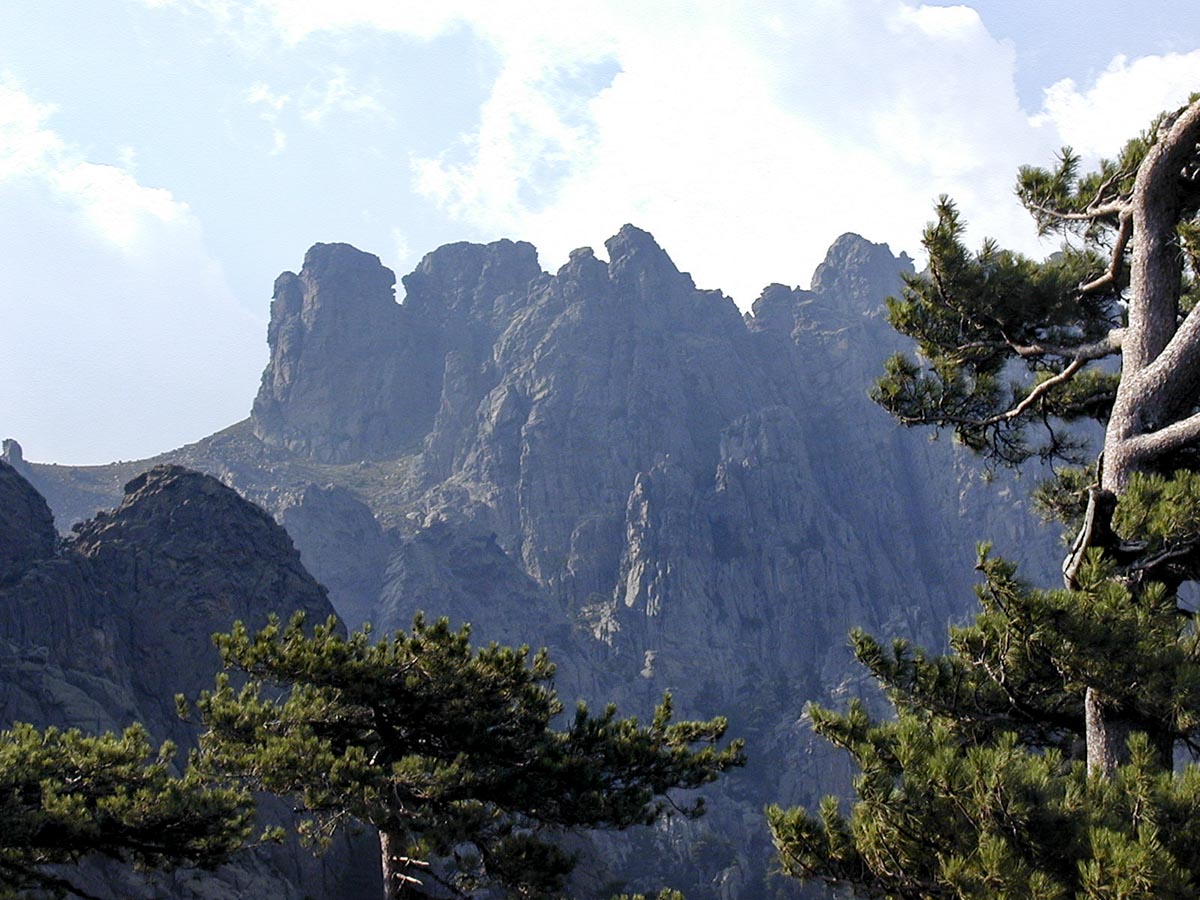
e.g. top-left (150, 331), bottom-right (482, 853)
top-left (52, 162), bottom-right (189, 250)
top-left (407, 2), bottom-right (1051, 300)
top-left (390, 226), bottom-right (412, 270)
top-left (156, 0), bottom-right (1047, 299)
top-left (132, 0), bottom-right (1200, 307)
top-left (116, 145), bottom-right (138, 170)
top-left (138, 0), bottom-right (493, 48)
top-left (0, 77), bottom-right (265, 464)
top-left (0, 81), bottom-right (62, 180)
top-left (246, 82), bottom-right (291, 155)
top-left (246, 81), bottom-right (289, 111)
top-left (894, 3), bottom-right (982, 40)
top-left (0, 74), bottom-right (192, 253)
top-left (243, 70), bottom-right (385, 154)
top-left (1033, 51), bottom-right (1200, 157)
top-left (299, 68), bottom-right (385, 125)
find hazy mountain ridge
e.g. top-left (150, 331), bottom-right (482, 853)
top-left (8, 225), bottom-right (1062, 897)
top-left (0, 460), bottom-right (378, 898)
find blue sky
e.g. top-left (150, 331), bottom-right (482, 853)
top-left (3, 1), bottom-right (1199, 464)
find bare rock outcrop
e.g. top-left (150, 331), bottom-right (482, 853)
top-left (252, 243), bottom-right (415, 461)
top-left (0, 461), bottom-right (335, 734)
top-left (277, 483), bottom-right (392, 631)
top-left (252, 239), bottom-right (543, 463)
top-left (0, 464), bottom-right (375, 899)
top-left (0, 458), bottom-right (57, 586)
top-left (22, 226), bottom-right (1064, 899)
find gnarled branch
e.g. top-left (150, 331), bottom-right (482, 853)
top-left (1026, 199), bottom-right (1128, 223)
top-left (1079, 208), bottom-right (1133, 294)
top-left (1120, 409), bottom-right (1200, 464)
top-left (1002, 330), bottom-right (1125, 361)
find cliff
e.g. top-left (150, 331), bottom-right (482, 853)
top-left (0, 462), bottom-right (376, 899)
top-left (15, 226), bottom-right (1062, 897)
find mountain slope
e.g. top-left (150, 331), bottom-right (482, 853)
top-left (14, 225), bottom-right (1062, 897)
top-left (0, 461), bottom-right (377, 899)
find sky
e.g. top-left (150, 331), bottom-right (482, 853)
top-left (2, 1), bottom-right (1199, 465)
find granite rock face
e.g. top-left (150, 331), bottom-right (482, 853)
top-left (20, 225), bottom-right (1061, 899)
top-left (244, 227), bottom-right (1025, 673)
top-left (70, 466), bottom-right (335, 734)
top-left (277, 483), bottom-right (392, 631)
top-left (252, 242), bottom-right (413, 461)
top-left (0, 464), bottom-right (375, 899)
top-left (245, 227), bottom-right (1055, 893)
top-left (252, 239), bottom-right (542, 463)
top-left (0, 459), bottom-right (56, 586)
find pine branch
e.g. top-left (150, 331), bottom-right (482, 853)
top-left (1002, 331), bottom-right (1124, 361)
top-left (1121, 410), bottom-right (1200, 463)
top-left (977, 356), bottom-right (1089, 427)
top-left (1079, 208), bottom-right (1133, 294)
top-left (1024, 198), bottom-right (1128, 222)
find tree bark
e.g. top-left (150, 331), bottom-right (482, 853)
top-left (1084, 689), bottom-right (1133, 777)
top-left (1084, 690), bottom-right (1173, 776)
top-left (380, 828), bottom-right (423, 900)
top-left (1079, 99), bottom-right (1200, 778)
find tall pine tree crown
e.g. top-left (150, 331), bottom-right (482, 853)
top-left (770, 95), bottom-right (1200, 898)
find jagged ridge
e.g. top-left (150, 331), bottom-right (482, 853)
top-left (0, 463), bottom-right (376, 899)
top-left (11, 225), bottom-right (1060, 899)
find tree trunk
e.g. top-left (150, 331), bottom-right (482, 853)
top-left (1064, 489), bottom-right (1130, 777)
top-left (1069, 469), bottom-right (1176, 776)
top-left (380, 828), bottom-right (424, 900)
top-left (1084, 688), bottom-right (1131, 777)
top-left (1075, 103), bottom-right (1200, 778)
top-left (1085, 688), bottom-right (1174, 776)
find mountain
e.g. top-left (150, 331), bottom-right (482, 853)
top-left (0, 461), bottom-right (377, 899)
top-left (11, 226), bottom-right (1062, 898)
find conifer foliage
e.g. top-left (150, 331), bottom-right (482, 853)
top-left (189, 613), bottom-right (744, 899)
top-left (770, 96), bottom-right (1200, 897)
top-left (0, 722), bottom-right (252, 899)
top-left (768, 548), bottom-right (1200, 898)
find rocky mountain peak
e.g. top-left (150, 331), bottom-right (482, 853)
top-left (251, 226), bottom-right (745, 466)
top-left (604, 222), bottom-right (666, 261)
top-left (604, 223), bottom-right (696, 300)
top-left (1, 438), bottom-right (35, 486)
top-left (253, 242), bottom-right (419, 462)
top-left (67, 466), bottom-right (331, 679)
top-left (809, 232), bottom-right (915, 311)
top-left (0, 459), bottom-right (57, 585)
top-left (0, 465), bottom-right (363, 897)
top-left (551, 245), bottom-right (612, 303)
top-left (401, 238), bottom-right (542, 323)
top-left (72, 465), bottom-right (292, 564)
top-left (2, 438), bottom-right (24, 467)
top-left (5, 464), bottom-right (334, 726)
top-left (264, 243), bottom-right (398, 351)
top-left (747, 283), bottom-right (806, 335)
top-left (15, 224), bottom-right (1064, 900)
top-left (300, 241), bottom-right (397, 300)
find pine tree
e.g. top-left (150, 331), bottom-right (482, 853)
top-left (768, 548), bottom-right (1200, 898)
top-left (871, 95), bottom-right (1200, 775)
top-left (0, 721), bottom-right (252, 899)
top-left (769, 96), bottom-right (1200, 897)
top-left (187, 613), bottom-right (744, 900)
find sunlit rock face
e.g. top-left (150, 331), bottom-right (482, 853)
top-left (247, 226), bottom-right (997, 694)
top-left (242, 227), bottom-right (1055, 896)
